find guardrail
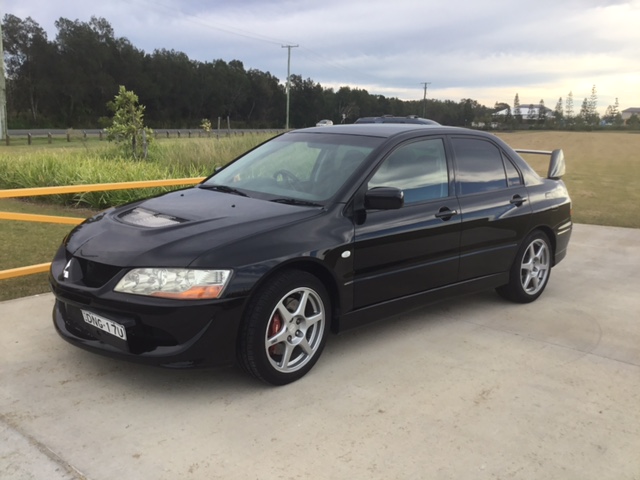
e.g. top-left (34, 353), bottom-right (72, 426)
top-left (4, 128), bottom-right (283, 145)
top-left (0, 178), bottom-right (205, 280)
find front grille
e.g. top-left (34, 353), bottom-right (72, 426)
top-left (76, 258), bottom-right (122, 288)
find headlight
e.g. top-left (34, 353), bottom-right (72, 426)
top-left (114, 268), bottom-right (231, 300)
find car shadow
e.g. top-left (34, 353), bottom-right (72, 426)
top-left (61, 290), bottom-right (505, 394)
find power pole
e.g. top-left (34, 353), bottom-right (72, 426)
top-left (421, 82), bottom-right (431, 118)
top-left (282, 44), bottom-right (298, 130)
top-left (0, 21), bottom-right (7, 141)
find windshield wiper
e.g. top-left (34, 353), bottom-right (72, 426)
top-left (270, 198), bottom-right (322, 207)
top-left (199, 184), bottom-right (249, 197)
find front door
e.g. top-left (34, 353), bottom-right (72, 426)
top-left (353, 137), bottom-right (461, 309)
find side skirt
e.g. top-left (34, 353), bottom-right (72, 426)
top-left (336, 272), bottom-right (510, 333)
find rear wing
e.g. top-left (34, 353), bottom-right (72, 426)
top-left (514, 149), bottom-right (565, 180)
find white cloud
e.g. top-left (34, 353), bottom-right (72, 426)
top-left (3, 0), bottom-right (640, 111)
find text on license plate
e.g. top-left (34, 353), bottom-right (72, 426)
top-left (81, 310), bottom-right (127, 341)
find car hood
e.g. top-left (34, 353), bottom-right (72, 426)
top-left (65, 187), bottom-right (324, 267)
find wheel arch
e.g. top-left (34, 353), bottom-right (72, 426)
top-left (528, 224), bottom-right (557, 266)
top-left (243, 258), bottom-right (343, 334)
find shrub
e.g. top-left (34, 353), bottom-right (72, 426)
top-left (0, 133), bottom-right (277, 209)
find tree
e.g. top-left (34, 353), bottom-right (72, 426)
top-left (627, 114), bottom-right (640, 130)
top-left (553, 97), bottom-right (563, 127)
top-left (565, 91), bottom-right (574, 126)
top-left (578, 97), bottom-right (590, 127)
top-left (494, 102), bottom-right (511, 126)
top-left (106, 86), bottom-right (152, 159)
top-left (2, 12), bottom-right (508, 130)
top-left (587, 84), bottom-right (599, 126)
top-left (2, 14), bottom-right (55, 123)
top-left (612, 98), bottom-right (623, 128)
top-left (55, 16), bottom-right (119, 125)
top-left (336, 86), bottom-right (361, 123)
top-left (462, 98), bottom-right (475, 126)
top-left (513, 93), bottom-right (522, 124)
top-left (538, 99), bottom-right (547, 123)
top-left (603, 97), bottom-right (623, 128)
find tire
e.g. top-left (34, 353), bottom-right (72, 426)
top-left (238, 270), bottom-right (330, 386)
top-left (497, 230), bottom-right (552, 303)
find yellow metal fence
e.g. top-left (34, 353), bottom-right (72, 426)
top-left (0, 178), bottom-right (205, 280)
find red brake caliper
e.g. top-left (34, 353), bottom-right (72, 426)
top-left (268, 311), bottom-right (283, 355)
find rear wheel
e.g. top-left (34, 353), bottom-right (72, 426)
top-left (238, 270), bottom-right (330, 385)
top-left (497, 230), bottom-right (552, 303)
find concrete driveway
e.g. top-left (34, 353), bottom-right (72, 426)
top-left (2, 223), bottom-right (639, 480)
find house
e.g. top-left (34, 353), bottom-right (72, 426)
top-left (492, 104), bottom-right (554, 121)
top-left (621, 108), bottom-right (640, 121)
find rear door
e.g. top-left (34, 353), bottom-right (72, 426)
top-left (449, 136), bottom-right (532, 281)
top-left (352, 137), bottom-right (461, 309)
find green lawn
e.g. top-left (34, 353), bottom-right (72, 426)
top-left (0, 199), bottom-right (95, 301)
top-left (495, 131), bottom-right (640, 229)
top-left (1, 131), bottom-right (638, 301)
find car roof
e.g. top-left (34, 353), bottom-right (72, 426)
top-left (355, 115), bottom-right (440, 125)
top-left (294, 123), bottom-right (461, 138)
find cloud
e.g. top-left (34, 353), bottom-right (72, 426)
top-left (4, 0), bottom-right (639, 111)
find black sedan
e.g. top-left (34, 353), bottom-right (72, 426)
top-left (50, 124), bottom-right (572, 385)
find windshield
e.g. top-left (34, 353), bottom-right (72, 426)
top-left (202, 132), bottom-right (382, 203)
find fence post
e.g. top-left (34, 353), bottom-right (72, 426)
top-left (188, 130), bottom-right (191, 138)
top-left (48, 133), bottom-right (52, 144)
top-left (5, 134), bottom-right (9, 146)
top-left (28, 133), bottom-right (32, 145)
top-left (99, 131), bottom-right (103, 141)
top-left (67, 133), bottom-right (71, 142)
top-left (177, 131), bottom-right (181, 138)
top-left (83, 130), bottom-right (87, 139)
top-left (166, 131), bottom-right (169, 138)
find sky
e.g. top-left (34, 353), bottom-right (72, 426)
top-left (3, 0), bottom-right (640, 113)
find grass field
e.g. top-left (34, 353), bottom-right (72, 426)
top-left (1, 130), bottom-right (638, 301)
top-left (495, 131), bottom-right (640, 228)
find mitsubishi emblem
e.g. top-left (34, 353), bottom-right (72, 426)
top-left (63, 259), bottom-right (73, 279)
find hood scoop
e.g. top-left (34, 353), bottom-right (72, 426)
top-left (118, 207), bottom-right (188, 228)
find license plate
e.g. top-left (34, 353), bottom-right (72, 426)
top-left (82, 310), bottom-right (127, 341)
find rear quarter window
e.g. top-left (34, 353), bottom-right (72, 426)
top-left (452, 137), bottom-right (509, 195)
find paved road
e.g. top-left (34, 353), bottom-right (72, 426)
top-left (1, 224), bottom-right (639, 480)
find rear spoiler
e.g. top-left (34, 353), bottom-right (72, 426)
top-left (515, 149), bottom-right (565, 180)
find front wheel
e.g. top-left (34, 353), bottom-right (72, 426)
top-left (238, 270), bottom-right (330, 385)
top-left (497, 230), bottom-right (552, 303)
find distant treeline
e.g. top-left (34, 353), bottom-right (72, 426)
top-left (2, 14), bottom-right (493, 129)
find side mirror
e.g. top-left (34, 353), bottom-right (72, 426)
top-left (365, 187), bottom-right (404, 210)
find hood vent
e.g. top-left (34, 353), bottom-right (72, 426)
top-left (118, 207), bottom-right (187, 228)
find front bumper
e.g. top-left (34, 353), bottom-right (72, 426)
top-left (50, 256), bottom-right (246, 368)
top-left (52, 297), bottom-right (245, 368)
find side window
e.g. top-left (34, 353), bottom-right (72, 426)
top-left (452, 137), bottom-right (508, 195)
top-left (503, 155), bottom-right (522, 186)
top-left (368, 138), bottom-right (449, 204)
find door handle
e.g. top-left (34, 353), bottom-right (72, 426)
top-left (435, 207), bottom-right (458, 220)
top-left (510, 195), bottom-right (528, 206)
